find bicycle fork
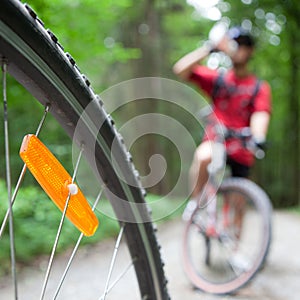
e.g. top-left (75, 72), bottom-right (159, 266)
top-left (204, 182), bottom-right (218, 237)
top-left (205, 185), bottom-right (231, 238)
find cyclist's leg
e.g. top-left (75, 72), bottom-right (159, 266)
top-left (182, 141), bottom-right (212, 221)
top-left (189, 140), bottom-right (212, 201)
top-left (226, 159), bottom-right (250, 239)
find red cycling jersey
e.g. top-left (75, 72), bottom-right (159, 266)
top-left (189, 65), bottom-right (272, 166)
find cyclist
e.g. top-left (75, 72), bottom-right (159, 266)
top-left (173, 26), bottom-right (272, 220)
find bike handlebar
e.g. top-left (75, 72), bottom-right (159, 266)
top-left (198, 108), bottom-right (266, 175)
top-left (223, 126), bottom-right (266, 159)
top-left (207, 124), bottom-right (266, 175)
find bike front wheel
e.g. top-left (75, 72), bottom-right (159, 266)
top-left (0, 1), bottom-right (169, 299)
top-left (182, 177), bottom-right (272, 294)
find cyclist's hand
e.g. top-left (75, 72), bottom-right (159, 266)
top-left (253, 137), bottom-right (266, 150)
top-left (250, 137), bottom-right (266, 159)
top-left (215, 36), bottom-right (238, 57)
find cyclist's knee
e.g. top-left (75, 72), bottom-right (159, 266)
top-left (194, 141), bottom-right (212, 165)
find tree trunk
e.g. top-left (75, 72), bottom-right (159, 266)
top-left (286, 16), bottom-right (300, 206)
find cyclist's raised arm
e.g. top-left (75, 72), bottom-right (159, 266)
top-left (172, 33), bottom-right (239, 81)
top-left (250, 111), bottom-right (270, 144)
top-left (172, 44), bottom-right (211, 80)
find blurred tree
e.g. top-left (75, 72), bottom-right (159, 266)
top-left (166, 0), bottom-right (300, 207)
top-left (225, 0), bottom-right (300, 206)
top-left (1, 0), bottom-right (300, 207)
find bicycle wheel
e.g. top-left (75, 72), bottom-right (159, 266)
top-left (0, 0), bottom-right (169, 299)
top-left (182, 177), bottom-right (272, 294)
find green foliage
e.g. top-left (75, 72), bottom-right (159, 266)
top-left (4, 0), bottom-right (300, 278)
top-left (0, 180), bottom-right (119, 275)
top-left (28, 0), bottom-right (142, 90)
top-left (146, 193), bottom-right (186, 222)
top-left (20, 0), bottom-right (299, 206)
top-left (2, 3), bottom-right (300, 269)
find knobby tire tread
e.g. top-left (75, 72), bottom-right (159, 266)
top-left (0, 1), bottom-right (169, 299)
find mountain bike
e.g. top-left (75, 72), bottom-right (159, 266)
top-left (182, 109), bottom-right (272, 295)
top-left (0, 0), bottom-right (170, 299)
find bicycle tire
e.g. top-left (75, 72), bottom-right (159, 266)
top-left (182, 177), bottom-right (272, 294)
top-left (0, 0), bottom-right (169, 299)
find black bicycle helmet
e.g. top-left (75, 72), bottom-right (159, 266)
top-left (227, 26), bottom-right (255, 47)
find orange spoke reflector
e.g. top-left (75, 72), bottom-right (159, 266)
top-left (19, 134), bottom-right (98, 236)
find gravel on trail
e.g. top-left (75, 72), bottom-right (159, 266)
top-left (0, 210), bottom-right (299, 299)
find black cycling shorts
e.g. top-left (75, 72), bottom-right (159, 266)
top-left (227, 158), bottom-right (250, 178)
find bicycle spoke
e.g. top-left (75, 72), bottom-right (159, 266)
top-left (98, 259), bottom-right (136, 300)
top-left (40, 147), bottom-right (84, 300)
top-left (1, 2), bottom-right (169, 298)
top-left (2, 60), bottom-right (18, 300)
top-left (0, 104), bottom-right (50, 239)
top-left (35, 104), bottom-right (50, 136)
top-left (101, 224), bottom-right (125, 300)
top-left (191, 214), bottom-right (206, 233)
top-left (53, 188), bottom-right (104, 299)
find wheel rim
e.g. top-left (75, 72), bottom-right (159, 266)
top-left (0, 1), bottom-right (169, 299)
top-left (182, 185), bottom-right (271, 294)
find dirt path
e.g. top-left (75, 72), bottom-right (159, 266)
top-left (159, 210), bottom-right (300, 300)
top-left (0, 210), bottom-right (299, 299)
